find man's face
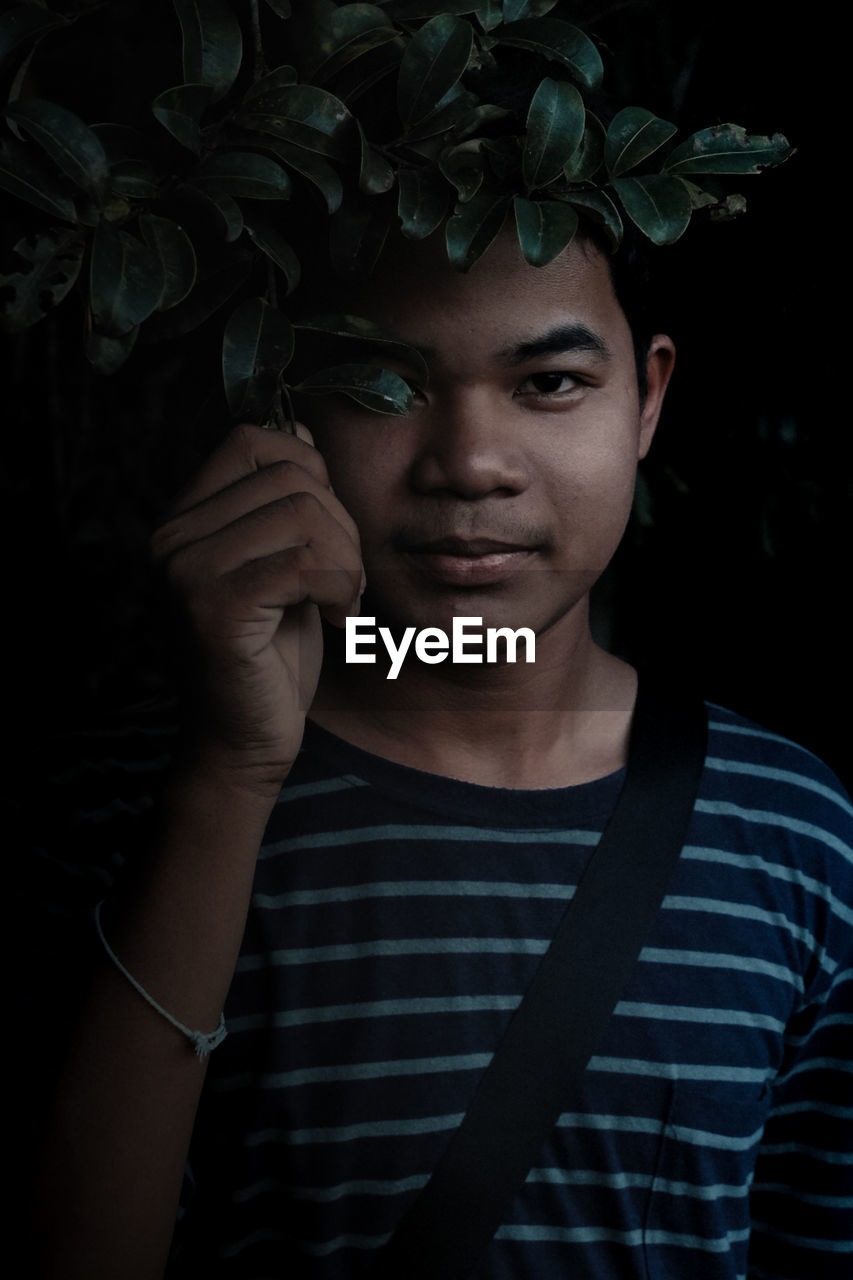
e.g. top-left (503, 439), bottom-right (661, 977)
top-left (306, 226), bottom-right (673, 650)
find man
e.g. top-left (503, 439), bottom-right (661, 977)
top-left (39, 223), bottom-right (852, 1279)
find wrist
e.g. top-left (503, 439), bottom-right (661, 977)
top-left (165, 743), bottom-right (290, 816)
top-left (173, 708), bottom-right (304, 799)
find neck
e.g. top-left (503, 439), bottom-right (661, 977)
top-left (310, 608), bottom-right (637, 788)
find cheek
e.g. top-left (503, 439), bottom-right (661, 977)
top-left (547, 424), bottom-right (639, 501)
top-left (308, 418), bottom-right (397, 528)
top-left (544, 433), bottom-right (639, 557)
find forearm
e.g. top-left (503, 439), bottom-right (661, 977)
top-left (36, 763), bottom-right (279, 1280)
top-left (34, 423), bottom-right (362, 1276)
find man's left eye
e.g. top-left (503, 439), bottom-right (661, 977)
top-left (516, 372), bottom-right (578, 396)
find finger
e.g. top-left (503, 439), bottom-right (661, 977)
top-left (152, 463), bottom-right (361, 565)
top-left (168, 423), bottom-right (330, 516)
top-left (223, 550), bottom-right (362, 626)
top-left (165, 491), bottom-right (363, 605)
top-left (179, 542), bottom-right (364, 645)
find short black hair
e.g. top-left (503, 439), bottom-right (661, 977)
top-left (478, 65), bottom-right (663, 400)
top-left (588, 222), bottom-right (657, 402)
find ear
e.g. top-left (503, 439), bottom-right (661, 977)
top-left (638, 334), bottom-right (676, 459)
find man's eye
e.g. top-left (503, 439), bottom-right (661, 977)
top-left (516, 372), bottom-right (578, 397)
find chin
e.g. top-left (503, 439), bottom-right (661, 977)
top-left (359, 569), bottom-right (596, 642)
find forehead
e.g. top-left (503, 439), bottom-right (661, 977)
top-left (342, 225), bottom-right (631, 360)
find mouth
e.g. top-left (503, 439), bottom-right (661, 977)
top-left (400, 536), bottom-right (537, 586)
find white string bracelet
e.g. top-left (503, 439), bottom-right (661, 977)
top-left (94, 901), bottom-right (227, 1060)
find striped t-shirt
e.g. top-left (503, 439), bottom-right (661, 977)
top-left (168, 703), bottom-right (853, 1279)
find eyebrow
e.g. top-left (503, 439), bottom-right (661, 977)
top-left (499, 323), bottom-right (611, 365)
top-left (343, 320), bottom-right (611, 372)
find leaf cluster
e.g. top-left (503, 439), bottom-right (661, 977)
top-left (0, 0), bottom-right (792, 422)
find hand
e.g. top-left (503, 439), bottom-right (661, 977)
top-left (151, 423), bottom-right (364, 794)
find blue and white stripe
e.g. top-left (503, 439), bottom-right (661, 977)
top-left (169, 704), bottom-right (852, 1279)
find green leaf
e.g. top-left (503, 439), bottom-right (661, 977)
top-left (445, 191), bottom-right (509, 271)
top-left (0, 228), bottom-right (85, 332)
top-left (604, 106), bottom-right (677, 178)
top-left (506, 0), bottom-right (561, 17)
top-left (359, 123), bottom-right (395, 194)
top-left (296, 363), bottom-right (413, 415)
top-left (562, 111), bottom-right (604, 182)
top-left (382, 2), bottom-right (482, 17)
top-left (331, 34), bottom-right (403, 105)
top-left (86, 325), bottom-right (139, 375)
top-left (481, 135), bottom-right (519, 185)
top-left (222, 296), bottom-right (295, 420)
top-left (663, 124), bottom-right (792, 176)
top-left (397, 14), bottom-right (473, 128)
top-left (92, 124), bottom-right (161, 199)
top-left (0, 134), bottom-right (77, 221)
top-left (101, 196), bottom-right (132, 224)
top-left (611, 174), bottom-right (692, 245)
top-left (172, 0), bottom-right (243, 102)
top-left (450, 101), bottom-right (509, 143)
top-left (513, 196), bottom-right (578, 267)
top-left (497, 19), bottom-right (603, 91)
top-left (258, 138), bottom-right (343, 212)
top-left (303, 4), bottom-right (397, 84)
top-left (0, 6), bottom-right (69, 69)
top-left (403, 86), bottom-right (478, 142)
top-left (710, 192), bottom-right (748, 220)
top-left (196, 150), bottom-right (293, 199)
top-left (398, 166), bottom-right (451, 237)
top-left (143, 257), bottom-right (251, 341)
top-left (5, 99), bottom-right (109, 200)
top-left (245, 217), bottom-right (301, 294)
top-left (680, 179), bottom-right (720, 211)
top-left (89, 223), bottom-right (165, 336)
top-left (238, 85), bottom-right (356, 160)
top-left (263, 0), bottom-right (291, 16)
top-left (559, 186), bottom-right (622, 249)
top-left (473, 2), bottom-right (503, 32)
top-left (243, 65), bottom-right (298, 104)
top-left (181, 183), bottom-right (244, 240)
top-left (438, 141), bottom-right (484, 202)
top-left (91, 124), bottom-right (156, 167)
top-left (152, 83), bottom-right (214, 153)
top-left (138, 214), bottom-right (197, 310)
top-left (522, 77), bottom-right (584, 190)
top-left (329, 195), bottom-right (394, 281)
top-left (107, 161), bottom-right (161, 199)
top-left (296, 314), bottom-right (431, 388)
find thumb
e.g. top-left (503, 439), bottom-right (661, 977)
top-left (293, 421), bottom-right (315, 447)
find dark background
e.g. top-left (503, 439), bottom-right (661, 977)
top-left (3, 0), bottom-right (850, 791)
top-left (582, 0), bottom-right (851, 788)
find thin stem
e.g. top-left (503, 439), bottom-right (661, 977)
top-left (265, 257), bottom-right (279, 311)
top-left (281, 382), bottom-right (296, 433)
top-left (249, 0), bottom-right (265, 81)
top-left (264, 259), bottom-right (292, 432)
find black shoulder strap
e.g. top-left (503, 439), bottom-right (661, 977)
top-left (368, 673), bottom-right (708, 1280)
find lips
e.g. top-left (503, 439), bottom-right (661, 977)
top-left (410, 537), bottom-right (529, 556)
top-left (402, 536), bottom-right (536, 586)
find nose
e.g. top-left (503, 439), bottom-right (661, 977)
top-left (408, 391), bottom-right (530, 500)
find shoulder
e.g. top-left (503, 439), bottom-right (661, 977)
top-left (703, 701), bottom-right (851, 813)
top-left (697, 701), bottom-right (853, 888)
